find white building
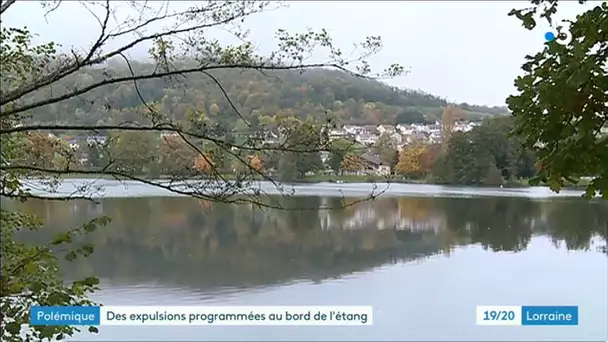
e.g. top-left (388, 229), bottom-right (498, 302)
top-left (356, 133), bottom-right (378, 145)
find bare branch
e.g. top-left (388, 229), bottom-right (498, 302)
top-left (1, 192), bottom-right (97, 202)
top-left (202, 70), bottom-right (250, 127)
top-left (0, 2), bottom-right (270, 108)
top-left (3, 164), bottom-right (388, 211)
top-left (0, 123), bottom-right (363, 154)
top-left (0, 0), bottom-right (17, 16)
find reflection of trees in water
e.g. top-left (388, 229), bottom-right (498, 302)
top-left (438, 197), bottom-right (540, 252)
top-left (6, 195), bottom-right (606, 290)
top-left (542, 200), bottom-right (608, 252)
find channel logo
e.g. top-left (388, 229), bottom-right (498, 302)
top-left (544, 22), bottom-right (572, 45)
top-left (535, 2), bottom-right (572, 46)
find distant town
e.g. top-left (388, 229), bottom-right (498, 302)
top-left (34, 121), bottom-right (479, 177)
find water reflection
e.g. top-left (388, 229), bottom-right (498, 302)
top-left (8, 196), bottom-right (607, 290)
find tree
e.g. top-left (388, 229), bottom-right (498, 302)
top-left (340, 154), bottom-right (363, 174)
top-left (396, 143), bottom-right (426, 178)
top-left (444, 132), bottom-right (499, 185)
top-left (430, 117), bottom-right (536, 186)
top-left (373, 133), bottom-right (398, 166)
top-left (327, 138), bottom-right (355, 175)
top-left (390, 149), bottom-right (400, 174)
top-left (472, 118), bottom-right (517, 180)
top-left (249, 155), bottom-right (263, 172)
top-left (396, 108), bottom-right (425, 124)
top-left (159, 137), bottom-right (198, 175)
top-left (279, 120), bottom-right (325, 179)
top-left (507, 1), bottom-right (608, 198)
top-left (110, 132), bottom-right (159, 175)
top-left (441, 105), bottom-right (466, 150)
top-left (87, 143), bottom-right (107, 170)
top-left (419, 145), bottom-right (440, 174)
top-left (209, 103), bottom-right (220, 116)
top-left (20, 133), bottom-right (59, 169)
top-left (194, 153), bottom-right (214, 174)
top-left (277, 156), bottom-right (298, 181)
top-left (0, 2), bottom-right (404, 340)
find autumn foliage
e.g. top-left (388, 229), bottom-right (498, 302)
top-left (340, 154), bottom-right (363, 173)
top-left (396, 143), bottom-right (432, 177)
top-left (23, 133), bottom-right (66, 169)
top-left (249, 155), bottom-right (263, 171)
top-left (441, 105), bottom-right (466, 148)
top-left (419, 145), bottom-right (441, 173)
top-left (160, 137), bottom-right (197, 174)
top-left (194, 153), bottom-right (214, 173)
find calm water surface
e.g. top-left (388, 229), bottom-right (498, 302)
top-left (11, 181), bottom-right (608, 341)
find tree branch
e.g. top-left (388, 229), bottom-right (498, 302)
top-left (3, 165), bottom-right (388, 211)
top-left (0, 124), bottom-right (346, 154)
top-left (0, 2), bottom-right (269, 107)
top-left (0, 0), bottom-right (16, 16)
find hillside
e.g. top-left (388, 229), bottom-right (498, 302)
top-left (26, 62), bottom-right (509, 128)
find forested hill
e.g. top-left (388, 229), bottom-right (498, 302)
top-left (28, 62), bottom-right (509, 127)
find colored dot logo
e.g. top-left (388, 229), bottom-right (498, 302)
top-left (544, 21), bottom-right (572, 46)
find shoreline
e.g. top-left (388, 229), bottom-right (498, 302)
top-left (22, 173), bottom-right (590, 191)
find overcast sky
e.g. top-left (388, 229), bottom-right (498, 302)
top-left (2, 0), bottom-right (598, 106)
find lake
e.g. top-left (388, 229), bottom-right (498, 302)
top-left (9, 180), bottom-right (608, 341)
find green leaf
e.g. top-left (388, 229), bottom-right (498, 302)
top-left (25, 262), bottom-right (38, 273)
top-left (8, 282), bottom-right (24, 294)
top-left (65, 250), bottom-right (77, 262)
top-left (528, 176), bottom-right (541, 186)
top-left (39, 325), bottom-right (59, 338)
top-left (88, 326), bottom-right (99, 333)
top-left (80, 243), bottom-right (95, 256)
top-left (30, 281), bottom-right (43, 292)
top-left (76, 277), bottom-right (100, 287)
top-left (6, 322), bottom-right (21, 334)
top-left (83, 222), bottom-right (97, 233)
top-left (51, 232), bottom-right (72, 245)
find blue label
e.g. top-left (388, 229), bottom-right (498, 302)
top-left (30, 306), bottom-right (101, 326)
top-left (521, 306), bottom-right (578, 326)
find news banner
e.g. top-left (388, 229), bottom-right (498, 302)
top-left (30, 305), bottom-right (579, 327)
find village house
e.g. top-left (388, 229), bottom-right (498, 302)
top-left (342, 125), bottom-right (360, 135)
top-left (389, 132), bottom-right (403, 144)
top-left (64, 136), bottom-right (87, 149)
top-left (359, 153), bottom-right (391, 176)
top-left (362, 125), bottom-right (377, 134)
top-left (355, 132), bottom-right (378, 145)
top-left (329, 128), bottom-right (350, 140)
top-left (326, 120), bottom-right (482, 150)
top-left (396, 124), bottom-right (415, 135)
top-left (453, 122), bottom-right (473, 132)
top-left (62, 135), bottom-right (109, 150)
top-left (86, 135), bottom-right (108, 145)
top-left (403, 132), bottom-right (428, 145)
top-left (428, 131), bottom-right (442, 144)
top-left (338, 152), bottom-right (389, 177)
top-left (262, 131), bottom-right (280, 145)
top-left (377, 124), bottom-right (396, 135)
top-left (426, 122), bottom-right (442, 134)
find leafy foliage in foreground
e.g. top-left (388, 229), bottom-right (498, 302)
top-left (0, 1), bottom-right (406, 339)
top-left (507, 1), bottom-right (608, 198)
